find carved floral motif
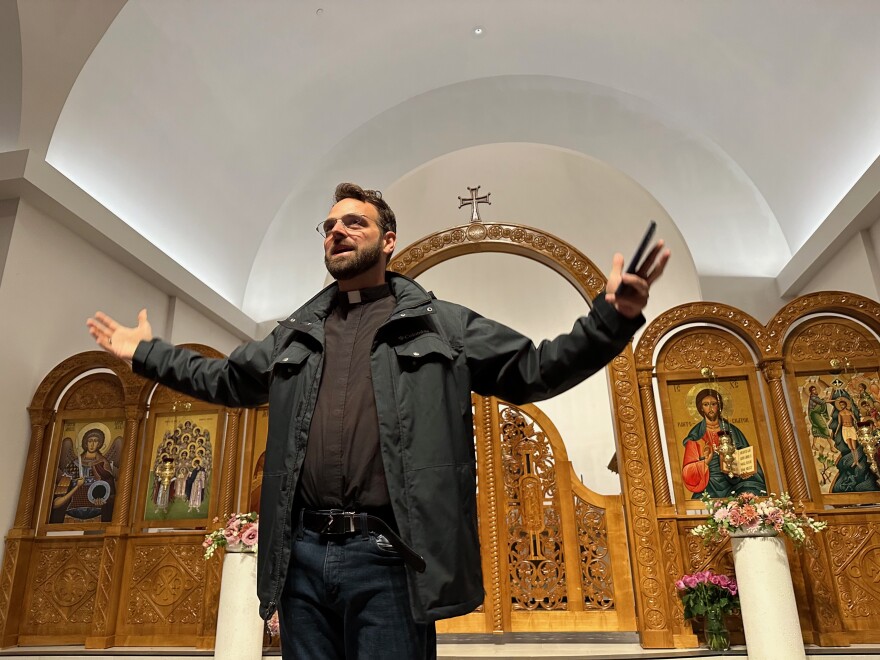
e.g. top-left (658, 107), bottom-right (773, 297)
top-left (662, 333), bottom-right (746, 371)
top-left (788, 322), bottom-right (876, 362)
top-left (574, 498), bottom-right (614, 610)
top-left (126, 544), bottom-right (204, 625)
top-left (26, 545), bottom-right (101, 627)
top-left (64, 378), bottom-right (125, 411)
top-left (499, 405), bottom-right (566, 610)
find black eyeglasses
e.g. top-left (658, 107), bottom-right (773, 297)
top-left (316, 213), bottom-right (384, 237)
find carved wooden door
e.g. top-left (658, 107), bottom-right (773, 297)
top-left (436, 395), bottom-right (638, 634)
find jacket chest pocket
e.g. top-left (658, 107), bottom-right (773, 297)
top-left (393, 334), bottom-right (455, 371)
top-left (269, 345), bottom-right (312, 380)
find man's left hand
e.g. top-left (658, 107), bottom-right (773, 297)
top-left (605, 240), bottom-right (670, 319)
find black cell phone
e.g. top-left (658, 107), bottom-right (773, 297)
top-left (626, 220), bottom-right (657, 274)
top-left (615, 220), bottom-right (657, 297)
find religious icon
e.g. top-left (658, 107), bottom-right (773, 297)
top-left (679, 387), bottom-right (767, 499)
top-left (798, 373), bottom-right (880, 494)
top-left (49, 420), bottom-right (124, 524)
top-left (144, 412), bottom-right (218, 521)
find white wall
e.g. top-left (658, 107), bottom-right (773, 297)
top-left (798, 228), bottom-right (880, 299)
top-left (167, 297), bottom-right (242, 355)
top-left (388, 143), bottom-right (702, 494)
top-left (0, 198), bottom-right (240, 537)
top-left (699, 275), bottom-right (785, 324)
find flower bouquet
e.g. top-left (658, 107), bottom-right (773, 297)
top-left (676, 570), bottom-right (739, 651)
top-left (691, 491), bottom-right (827, 545)
top-left (203, 511), bottom-right (259, 559)
top-left (203, 512), bottom-right (281, 639)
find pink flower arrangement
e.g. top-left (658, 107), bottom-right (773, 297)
top-left (676, 570), bottom-right (739, 620)
top-left (266, 611), bottom-right (280, 638)
top-left (203, 512), bottom-right (259, 559)
top-left (692, 491), bottom-right (827, 545)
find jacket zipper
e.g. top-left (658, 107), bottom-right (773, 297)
top-left (265, 361), bottom-right (321, 619)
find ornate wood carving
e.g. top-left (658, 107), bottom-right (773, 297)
top-left (658, 521), bottom-right (686, 629)
top-left (113, 405), bottom-right (144, 527)
top-left (63, 378), bottom-right (125, 411)
top-left (637, 369), bottom-right (672, 506)
top-left (220, 409), bottom-right (242, 517)
top-left (788, 322), bottom-right (877, 363)
top-left (610, 352), bottom-right (671, 640)
top-left (767, 292), bottom-right (880, 356)
top-left (801, 538), bottom-right (845, 633)
top-left (635, 302), bottom-right (764, 369)
top-left (662, 332), bottom-right (747, 371)
top-left (14, 409), bottom-right (52, 529)
top-left (390, 223), bottom-right (607, 299)
top-left (91, 538), bottom-right (120, 635)
top-left (500, 405), bottom-right (566, 611)
top-left (476, 395), bottom-right (504, 632)
top-left (126, 544), bottom-right (205, 626)
top-left (825, 523), bottom-right (880, 620)
top-left (25, 545), bottom-right (102, 628)
top-left (0, 539), bottom-right (20, 638)
top-left (573, 497), bottom-right (613, 610)
top-left (761, 359), bottom-right (810, 501)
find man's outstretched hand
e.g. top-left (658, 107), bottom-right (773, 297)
top-left (87, 309), bottom-right (152, 362)
top-left (605, 240), bottom-right (670, 319)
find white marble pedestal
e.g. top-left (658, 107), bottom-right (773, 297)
top-left (214, 550), bottom-right (264, 660)
top-left (731, 531), bottom-right (805, 660)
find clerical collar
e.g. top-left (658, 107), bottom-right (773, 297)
top-left (336, 283), bottom-right (392, 306)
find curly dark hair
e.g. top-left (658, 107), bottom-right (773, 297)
top-left (333, 183), bottom-right (397, 234)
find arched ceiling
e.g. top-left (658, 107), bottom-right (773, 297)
top-left (36, 0), bottom-right (880, 321)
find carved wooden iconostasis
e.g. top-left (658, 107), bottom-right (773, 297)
top-left (636, 293), bottom-right (880, 648)
top-left (0, 345), bottom-right (244, 649)
top-left (2, 215), bottom-right (880, 651)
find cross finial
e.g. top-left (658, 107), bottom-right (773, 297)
top-left (457, 185), bottom-right (491, 223)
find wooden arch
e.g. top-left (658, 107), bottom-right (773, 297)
top-left (390, 221), bottom-right (675, 646)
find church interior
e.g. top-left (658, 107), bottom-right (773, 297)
top-left (2, 1), bottom-right (880, 658)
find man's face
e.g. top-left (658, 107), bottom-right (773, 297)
top-left (86, 435), bottom-right (101, 452)
top-left (323, 198), bottom-right (391, 281)
top-left (700, 396), bottom-right (720, 421)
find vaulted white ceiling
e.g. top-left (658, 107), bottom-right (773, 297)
top-left (20, 0), bottom-right (880, 321)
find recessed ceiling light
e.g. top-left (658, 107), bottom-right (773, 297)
top-left (473, 26), bottom-right (485, 36)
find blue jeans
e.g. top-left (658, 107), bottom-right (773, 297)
top-left (278, 525), bottom-right (437, 659)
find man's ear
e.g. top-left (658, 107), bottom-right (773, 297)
top-left (383, 231), bottom-right (397, 256)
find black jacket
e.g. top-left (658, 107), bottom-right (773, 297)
top-left (133, 273), bottom-right (643, 623)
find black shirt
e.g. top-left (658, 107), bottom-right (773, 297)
top-left (295, 283), bottom-right (395, 512)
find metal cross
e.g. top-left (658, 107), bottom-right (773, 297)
top-left (457, 185), bottom-right (491, 223)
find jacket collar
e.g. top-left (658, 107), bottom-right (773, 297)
top-left (277, 272), bottom-right (436, 338)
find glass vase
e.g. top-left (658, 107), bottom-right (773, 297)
top-left (704, 608), bottom-right (730, 652)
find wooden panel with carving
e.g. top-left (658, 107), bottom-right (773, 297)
top-left (113, 535), bottom-right (208, 647)
top-left (17, 538), bottom-right (103, 645)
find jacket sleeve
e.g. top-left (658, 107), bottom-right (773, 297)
top-left (463, 294), bottom-right (643, 405)
top-left (132, 331), bottom-right (277, 408)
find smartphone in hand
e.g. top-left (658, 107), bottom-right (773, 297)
top-left (616, 220), bottom-right (657, 296)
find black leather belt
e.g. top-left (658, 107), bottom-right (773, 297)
top-left (300, 509), bottom-right (426, 573)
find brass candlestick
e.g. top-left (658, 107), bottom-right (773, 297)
top-left (717, 429), bottom-right (736, 478)
top-left (856, 420), bottom-right (880, 486)
top-left (155, 457), bottom-right (176, 512)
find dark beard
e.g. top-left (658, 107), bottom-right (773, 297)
top-left (324, 237), bottom-right (383, 281)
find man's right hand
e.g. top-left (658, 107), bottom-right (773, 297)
top-left (86, 309), bottom-right (152, 362)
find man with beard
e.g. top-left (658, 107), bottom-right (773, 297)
top-left (87, 182), bottom-right (669, 659)
top-left (681, 388), bottom-right (766, 499)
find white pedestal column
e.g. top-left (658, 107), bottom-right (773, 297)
top-left (731, 532), bottom-right (805, 660)
top-left (214, 550), bottom-right (264, 660)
